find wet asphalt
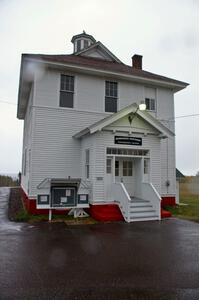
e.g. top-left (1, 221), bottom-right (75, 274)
top-left (0, 188), bottom-right (199, 299)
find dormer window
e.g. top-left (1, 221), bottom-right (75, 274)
top-left (77, 40), bottom-right (81, 52)
top-left (84, 40), bottom-right (89, 49)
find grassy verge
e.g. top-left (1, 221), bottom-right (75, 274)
top-left (166, 194), bottom-right (199, 222)
top-left (15, 207), bottom-right (98, 225)
top-left (8, 188), bottom-right (98, 225)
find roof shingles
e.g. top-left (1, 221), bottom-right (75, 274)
top-left (22, 53), bottom-right (188, 87)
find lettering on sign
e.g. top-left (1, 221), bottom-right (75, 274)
top-left (114, 136), bottom-right (142, 146)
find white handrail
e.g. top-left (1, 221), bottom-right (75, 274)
top-left (112, 182), bottom-right (131, 222)
top-left (141, 182), bottom-right (161, 220)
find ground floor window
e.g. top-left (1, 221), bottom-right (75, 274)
top-left (85, 149), bottom-right (90, 178)
top-left (106, 158), bottom-right (112, 174)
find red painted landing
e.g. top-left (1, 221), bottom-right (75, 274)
top-left (89, 204), bottom-right (124, 222)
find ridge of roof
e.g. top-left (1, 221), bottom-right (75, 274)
top-left (22, 53), bottom-right (189, 87)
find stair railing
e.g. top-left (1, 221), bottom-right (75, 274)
top-left (112, 182), bottom-right (131, 222)
top-left (141, 182), bottom-right (161, 220)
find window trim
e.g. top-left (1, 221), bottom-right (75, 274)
top-left (105, 81), bottom-right (118, 113)
top-left (145, 97), bottom-right (156, 112)
top-left (85, 149), bottom-right (90, 179)
top-left (59, 74), bottom-right (75, 108)
top-left (106, 158), bottom-right (112, 174)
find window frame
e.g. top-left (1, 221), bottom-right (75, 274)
top-left (106, 158), bottom-right (112, 174)
top-left (59, 74), bottom-right (75, 108)
top-left (105, 81), bottom-right (118, 113)
top-left (144, 158), bottom-right (149, 175)
top-left (145, 97), bottom-right (156, 112)
top-left (85, 149), bottom-right (90, 179)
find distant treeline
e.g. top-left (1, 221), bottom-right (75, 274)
top-left (0, 174), bottom-right (20, 187)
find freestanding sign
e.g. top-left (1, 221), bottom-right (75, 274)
top-left (114, 136), bottom-right (142, 146)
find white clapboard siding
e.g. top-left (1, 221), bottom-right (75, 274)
top-left (22, 67), bottom-right (176, 201)
top-left (160, 137), bottom-right (176, 195)
top-left (21, 85), bottom-right (34, 194)
top-left (30, 107), bottom-right (107, 196)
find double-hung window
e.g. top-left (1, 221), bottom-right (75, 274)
top-left (105, 81), bottom-right (118, 113)
top-left (145, 98), bottom-right (156, 111)
top-left (144, 87), bottom-right (156, 111)
top-left (85, 149), bottom-right (90, 179)
top-left (60, 75), bottom-right (74, 108)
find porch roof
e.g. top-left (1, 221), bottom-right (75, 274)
top-left (73, 103), bottom-right (175, 139)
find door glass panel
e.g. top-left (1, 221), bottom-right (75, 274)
top-left (128, 161), bottom-right (133, 176)
top-left (123, 160), bottom-right (133, 176)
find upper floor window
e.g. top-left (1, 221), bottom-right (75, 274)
top-left (105, 81), bottom-right (118, 113)
top-left (60, 75), bottom-right (74, 108)
top-left (145, 98), bottom-right (156, 111)
top-left (144, 87), bottom-right (156, 111)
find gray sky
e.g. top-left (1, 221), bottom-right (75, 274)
top-left (0, 0), bottom-right (199, 175)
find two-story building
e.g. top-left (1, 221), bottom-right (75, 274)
top-left (17, 32), bottom-right (188, 222)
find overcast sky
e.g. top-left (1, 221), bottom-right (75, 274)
top-left (0, 0), bottom-right (199, 175)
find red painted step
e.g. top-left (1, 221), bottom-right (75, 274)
top-left (161, 208), bottom-right (172, 218)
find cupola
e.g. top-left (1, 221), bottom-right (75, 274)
top-left (71, 31), bottom-right (96, 53)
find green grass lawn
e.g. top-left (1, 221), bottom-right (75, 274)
top-left (166, 194), bottom-right (199, 222)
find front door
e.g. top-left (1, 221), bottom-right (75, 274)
top-left (115, 159), bottom-right (134, 197)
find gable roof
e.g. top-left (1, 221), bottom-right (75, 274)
top-left (21, 53), bottom-right (188, 89)
top-left (74, 41), bottom-right (122, 63)
top-left (73, 103), bottom-right (175, 139)
top-left (17, 52), bottom-right (189, 119)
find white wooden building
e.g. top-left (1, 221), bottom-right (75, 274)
top-left (17, 32), bottom-right (188, 222)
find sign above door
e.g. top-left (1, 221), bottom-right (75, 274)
top-left (114, 136), bottom-right (142, 146)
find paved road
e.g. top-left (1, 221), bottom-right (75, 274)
top-left (0, 188), bottom-right (199, 299)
